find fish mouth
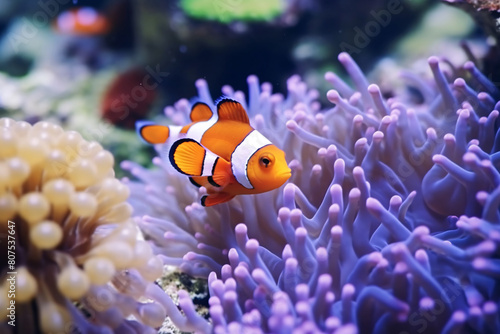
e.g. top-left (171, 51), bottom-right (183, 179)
top-left (278, 170), bottom-right (292, 181)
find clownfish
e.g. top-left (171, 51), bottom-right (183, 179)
top-left (54, 7), bottom-right (110, 35)
top-left (136, 99), bottom-right (291, 206)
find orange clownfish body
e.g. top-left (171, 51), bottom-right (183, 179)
top-left (136, 99), bottom-right (291, 206)
top-left (54, 7), bottom-right (110, 35)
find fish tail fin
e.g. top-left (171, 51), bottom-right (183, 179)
top-left (136, 121), bottom-right (170, 144)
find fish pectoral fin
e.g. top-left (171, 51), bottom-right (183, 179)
top-left (190, 102), bottom-right (213, 122)
top-left (169, 138), bottom-right (206, 175)
top-left (210, 158), bottom-right (231, 188)
top-left (169, 139), bottom-right (231, 182)
top-left (216, 98), bottom-right (250, 124)
top-left (136, 121), bottom-right (169, 144)
top-left (201, 193), bottom-right (235, 207)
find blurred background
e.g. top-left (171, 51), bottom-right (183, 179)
top-left (0, 0), bottom-right (497, 174)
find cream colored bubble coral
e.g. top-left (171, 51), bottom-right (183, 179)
top-left (0, 118), bottom-right (168, 333)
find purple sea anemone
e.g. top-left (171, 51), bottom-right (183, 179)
top-left (124, 52), bottom-right (500, 333)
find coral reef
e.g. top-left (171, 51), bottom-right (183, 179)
top-left (124, 52), bottom-right (500, 333)
top-left (0, 64), bottom-right (155, 176)
top-left (156, 267), bottom-right (210, 334)
top-left (444, 0), bottom-right (500, 12)
top-left (179, 0), bottom-right (285, 23)
top-left (0, 119), bottom-right (207, 333)
top-left (442, 0), bottom-right (500, 45)
top-left (441, 0), bottom-right (500, 88)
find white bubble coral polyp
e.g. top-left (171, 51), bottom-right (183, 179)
top-left (0, 118), bottom-right (165, 334)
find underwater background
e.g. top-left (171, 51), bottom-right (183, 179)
top-left (1, 0), bottom-right (500, 333)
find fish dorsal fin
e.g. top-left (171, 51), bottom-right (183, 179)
top-left (217, 99), bottom-right (250, 124)
top-left (190, 102), bottom-right (213, 122)
top-left (136, 121), bottom-right (169, 144)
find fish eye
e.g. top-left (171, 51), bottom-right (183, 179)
top-left (259, 154), bottom-right (274, 168)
